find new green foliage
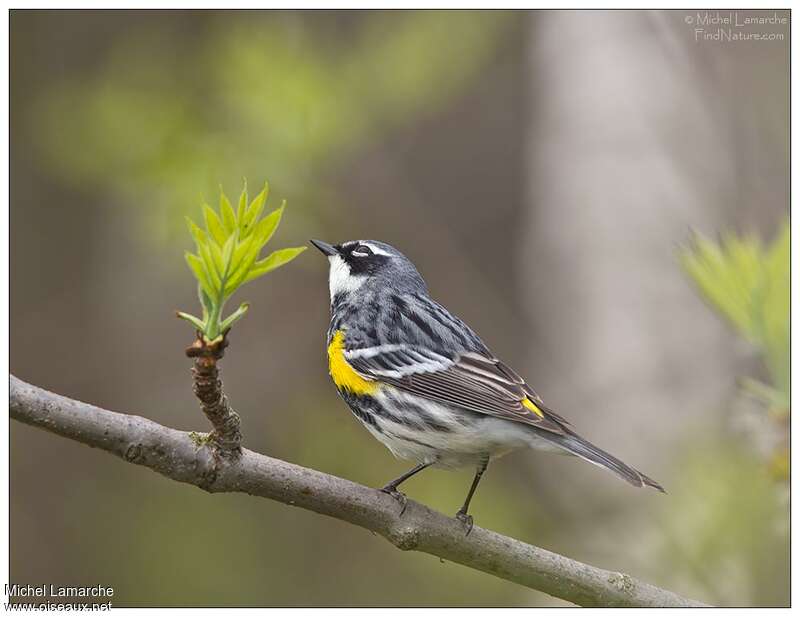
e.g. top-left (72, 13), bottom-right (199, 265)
top-left (178, 182), bottom-right (306, 342)
top-left (679, 221), bottom-right (789, 411)
top-left (35, 12), bottom-right (511, 241)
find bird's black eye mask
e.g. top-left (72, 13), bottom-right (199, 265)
top-left (338, 243), bottom-right (390, 276)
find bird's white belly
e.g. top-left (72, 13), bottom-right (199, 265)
top-left (362, 388), bottom-right (537, 469)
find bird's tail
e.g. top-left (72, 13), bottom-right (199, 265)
top-left (536, 430), bottom-right (666, 493)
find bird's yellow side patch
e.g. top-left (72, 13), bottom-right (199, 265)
top-left (522, 398), bottom-right (545, 418)
top-left (328, 330), bottom-right (379, 396)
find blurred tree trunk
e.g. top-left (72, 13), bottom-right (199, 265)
top-left (520, 10), bottom-right (787, 497)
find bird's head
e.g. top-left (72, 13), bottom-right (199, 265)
top-left (310, 239), bottom-right (427, 301)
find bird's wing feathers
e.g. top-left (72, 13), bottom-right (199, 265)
top-left (343, 345), bottom-right (453, 378)
top-left (344, 345), bottom-right (568, 434)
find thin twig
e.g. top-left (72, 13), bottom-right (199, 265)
top-left (9, 375), bottom-right (708, 608)
top-left (184, 333), bottom-right (241, 457)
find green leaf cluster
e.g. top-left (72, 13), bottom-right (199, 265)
top-left (34, 13), bottom-right (510, 241)
top-left (679, 220), bottom-right (789, 410)
top-left (178, 182), bottom-right (306, 342)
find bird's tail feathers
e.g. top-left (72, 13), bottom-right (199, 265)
top-left (536, 431), bottom-right (666, 493)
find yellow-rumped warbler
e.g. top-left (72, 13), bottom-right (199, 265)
top-left (311, 239), bottom-right (664, 530)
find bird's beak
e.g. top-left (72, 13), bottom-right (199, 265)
top-left (310, 239), bottom-right (338, 257)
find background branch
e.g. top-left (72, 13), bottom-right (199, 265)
top-left (9, 375), bottom-right (707, 608)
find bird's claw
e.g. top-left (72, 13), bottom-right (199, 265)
top-left (380, 486), bottom-right (408, 516)
top-left (455, 510), bottom-right (474, 536)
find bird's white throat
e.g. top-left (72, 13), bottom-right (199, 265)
top-left (328, 255), bottom-right (366, 300)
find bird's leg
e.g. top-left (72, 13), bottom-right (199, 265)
top-left (380, 462), bottom-right (432, 516)
top-left (455, 456), bottom-right (489, 535)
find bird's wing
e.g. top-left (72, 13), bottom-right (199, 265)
top-left (344, 345), bottom-right (568, 434)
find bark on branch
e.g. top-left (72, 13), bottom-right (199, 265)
top-left (184, 334), bottom-right (241, 457)
top-left (9, 375), bottom-right (707, 607)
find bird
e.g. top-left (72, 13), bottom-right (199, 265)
top-left (310, 239), bottom-right (664, 532)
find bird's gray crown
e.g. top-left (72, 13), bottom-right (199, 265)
top-left (312, 239), bottom-right (428, 300)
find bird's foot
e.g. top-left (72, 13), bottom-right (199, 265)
top-left (455, 510), bottom-right (474, 536)
top-left (380, 485), bottom-right (408, 516)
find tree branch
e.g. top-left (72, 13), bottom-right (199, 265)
top-left (9, 375), bottom-right (707, 607)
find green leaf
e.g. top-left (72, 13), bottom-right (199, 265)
top-left (252, 201), bottom-right (285, 248)
top-left (220, 191), bottom-right (237, 234)
top-left (242, 183), bottom-right (269, 234)
top-left (679, 231), bottom-right (758, 340)
top-left (176, 311), bottom-right (206, 332)
top-left (198, 242), bottom-right (222, 289)
top-left (220, 302), bottom-right (250, 333)
top-left (679, 220), bottom-right (789, 399)
top-left (227, 235), bottom-right (256, 282)
top-left (224, 237), bottom-right (262, 297)
top-left (198, 286), bottom-right (212, 321)
top-left (761, 223), bottom-right (789, 395)
top-left (237, 183), bottom-right (248, 224)
top-left (208, 240), bottom-right (225, 278)
top-left (203, 204), bottom-right (227, 246)
top-left (244, 246), bottom-right (306, 283)
top-left (185, 252), bottom-right (214, 297)
top-left (185, 216), bottom-right (209, 252)
top-left (739, 377), bottom-right (789, 411)
top-left (221, 233), bottom-right (237, 281)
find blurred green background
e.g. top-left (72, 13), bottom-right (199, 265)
top-left (10, 9), bottom-right (789, 607)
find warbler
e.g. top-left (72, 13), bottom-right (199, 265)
top-left (311, 239), bottom-right (664, 531)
